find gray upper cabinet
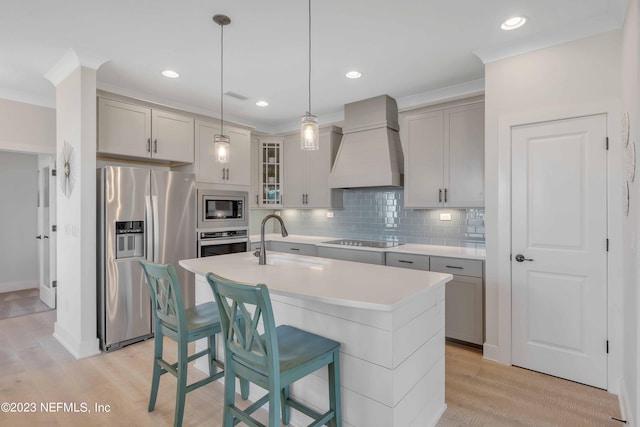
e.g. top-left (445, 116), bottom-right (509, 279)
top-left (283, 126), bottom-right (343, 209)
top-left (98, 97), bottom-right (194, 163)
top-left (401, 99), bottom-right (484, 208)
top-left (194, 119), bottom-right (250, 185)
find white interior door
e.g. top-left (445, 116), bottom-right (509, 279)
top-left (511, 114), bottom-right (607, 389)
top-left (37, 155), bottom-right (56, 309)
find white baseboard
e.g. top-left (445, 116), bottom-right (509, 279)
top-left (619, 377), bottom-right (634, 426)
top-left (53, 321), bottom-right (101, 360)
top-left (0, 280), bottom-right (38, 293)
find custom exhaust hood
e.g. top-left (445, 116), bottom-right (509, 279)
top-left (329, 94), bottom-right (404, 188)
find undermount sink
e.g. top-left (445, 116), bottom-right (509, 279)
top-left (248, 253), bottom-right (327, 267)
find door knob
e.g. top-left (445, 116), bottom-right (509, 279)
top-left (515, 254), bottom-right (534, 262)
top-left (36, 235), bottom-right (42, 239)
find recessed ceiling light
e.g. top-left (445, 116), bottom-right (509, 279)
top-left (501, 16), bottom-right (527, 31)
top-left (162, 70), bottom-right (180, 78)
top-left (345, 71), bottom-right (362, 79)
top-left (256, 100), bottom-right (269, 107)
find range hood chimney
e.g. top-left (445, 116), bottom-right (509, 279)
top-left (329, 94), bottom-right (404, 188)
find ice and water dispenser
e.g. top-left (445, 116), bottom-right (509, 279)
top-left (115, 221), bottom-right (144, 259)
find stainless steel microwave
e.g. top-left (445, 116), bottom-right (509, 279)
top-left (197, 189), bottom-right (248, 229)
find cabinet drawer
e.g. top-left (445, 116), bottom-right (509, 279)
top-left (317, 247), bottom-right (385, 265)
top-left (270, 241), bottom-right (317, 257)
top-left (430, 256), bottom-right (483, 278)
top-left (385, 253), bottom-right (429, 270)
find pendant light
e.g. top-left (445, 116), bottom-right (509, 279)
top-left (213, 14), bottom-right (231, 164)
top-left (300, 0), bottom-right (319, 150)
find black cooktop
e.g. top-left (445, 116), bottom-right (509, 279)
top-left (322, 239), bottom-right (403, 248)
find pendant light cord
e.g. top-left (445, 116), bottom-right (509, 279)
top-left (220, 22), bottom-right (225, 136)
top-left (308, 0), bottom-right (311, 115)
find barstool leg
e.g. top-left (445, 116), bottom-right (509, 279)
top-left (281, 385), bottom-right (291, 425)
top-left (148, 330), bottom-right (164, 412)
top-left (328, 349), bottom-right (342, 427)
top-left (174, 340), bottom-right (189, 427)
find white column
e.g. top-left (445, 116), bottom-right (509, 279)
top-left (45, 49), bottom-right (107, 359)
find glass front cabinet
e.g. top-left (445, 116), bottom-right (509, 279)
top-left (256, 138), bottom-right (283, 207)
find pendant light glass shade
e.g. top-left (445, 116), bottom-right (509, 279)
top-left (301, 0), bottom-right (319, 151)
top-left (300, 113), bottom-right (319, 150)
top-left (213, 14), bottom-right (231, 164)
top-left (214, 134), bottom-right (230, 163)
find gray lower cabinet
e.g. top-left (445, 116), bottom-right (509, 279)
top-left (430, 256), bottom-right (484, 346)
top-left (269, 241), bottom-right (317, 257)
top-left (385, 252), bottom-right (430, 270)
top-left (317, 246), bottom-right (385, 265)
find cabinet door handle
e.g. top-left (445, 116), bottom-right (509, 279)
top-left (290, 248), bottom-right (300, 251)
top-left (444, 188), bottom-right (448, 203)
top-left (226, 168), bottom-right (230, 180)
top-left (146, 138), bottom-right (151, 152)
top-left (439, 189), bottom-right (442, 203)
top-left (256, 195), bottom-right (259, 204)
top-left (221, 168), bottom-right (226, 180)
top-left (398, 260), bottom-right (414, 264)
top-left (445, 265), bottom-right (464, 269)
top-left (153, 139), bottom-right (158, 153)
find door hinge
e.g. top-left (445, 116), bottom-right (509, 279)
top-left (51, 169), bottom-right (57, 176)
top-left (606, 340), bottom-right (609, 354)
top-left (606, 137), bottom-right (609, 150)
top-left (509, 253), bottom-right (512, 261)
top-left (52, 225), bottom-right (57, 232)
top-left (52, 280), bottom-right (57, 288)
top-left (606, 238), bottom-right (609, 252)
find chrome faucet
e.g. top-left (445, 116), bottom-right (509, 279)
top-left (257, 214), bottom-right (288, 265)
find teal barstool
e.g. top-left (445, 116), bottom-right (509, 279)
top-left (139, 260), bottom-right (247, 427)
top-left (206, 272), bottom-right (342, 427)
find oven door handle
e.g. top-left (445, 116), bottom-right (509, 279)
top-left (198, 238), bottom-right (249, 247)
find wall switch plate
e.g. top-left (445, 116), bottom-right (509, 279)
top-left (327, 211), bottom-right (334, 218)
top-left (275, 211), bottom-right (281, 216)
top-left (440, 213), bottom-right (452, 221)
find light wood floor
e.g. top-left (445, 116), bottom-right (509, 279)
top-left (0, 310), bottom-right (621, 427)
top-left (0, 289), bottom-right (51, 320)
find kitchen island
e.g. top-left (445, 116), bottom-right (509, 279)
top-left (180, 252), bottom-right (451, 427)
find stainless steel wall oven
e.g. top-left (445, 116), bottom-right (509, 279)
top-left (197, 189), bottom-right (249, 258)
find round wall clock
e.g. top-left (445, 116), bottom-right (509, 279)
top-left (622, 112), bottom-right (630, 148)
top-left (623, 180), bottom-right (630, 216)
top-left (59, 141), bottom-right (75, 198)
top-left (626, 141), bottom-right (636, 183)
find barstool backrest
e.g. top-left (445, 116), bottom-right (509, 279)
top-left (139, 259), bottom-right (187, 332)
top-left (207, 272), bottom-right (279, 376)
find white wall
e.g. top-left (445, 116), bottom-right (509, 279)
top-left (621, 0), bottom-right (639, 423)
top-left (51, 62), bottom-right (100, 359)
top-left (484, 31), bottom-right (623, 392)
top-left (0, 98), bottom-right (55, 154)
top-left (0, 152), bottom-right (38, 292)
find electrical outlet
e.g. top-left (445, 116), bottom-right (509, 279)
top-left (327, 211), bottom-right (334, 218)
top-left (439, 213), bottom-right (452, 221)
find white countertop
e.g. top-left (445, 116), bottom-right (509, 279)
top-left (250, 233), bottom-right (486, 260)
top-left (180, 252), bottom-right (451, 311)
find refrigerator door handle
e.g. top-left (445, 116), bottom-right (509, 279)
top-left (145, 195), bottom-right (154, 261)
top-left (151, 195), bottom-right (160, 263)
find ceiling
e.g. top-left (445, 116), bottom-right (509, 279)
top-left (0, 0), bottom-right (628, 133)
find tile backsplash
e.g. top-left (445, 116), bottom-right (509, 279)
top-left (251, 188), bottom-right (485, 248)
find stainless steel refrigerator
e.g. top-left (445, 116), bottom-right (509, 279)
top-left (97, 166), bottom-right (196, 351)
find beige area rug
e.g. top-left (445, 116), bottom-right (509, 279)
top-left (0, 288), bottom-right (53, 320)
